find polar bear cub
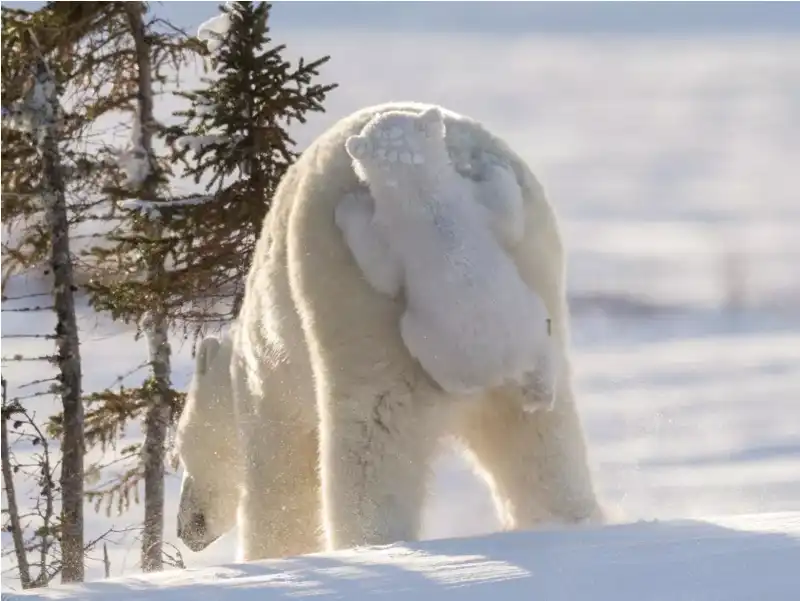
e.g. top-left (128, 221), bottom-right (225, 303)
top-left (337, 107), bottom-right (558, 410)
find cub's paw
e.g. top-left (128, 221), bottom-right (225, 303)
top-left (334, 190), bottom-right (374, 232)
top-left (518, 368), bottom-right (557, 414)
top-left (475, 161), bottom-right (525, 246)
top-left (334, 190), bottom-right (403, 298)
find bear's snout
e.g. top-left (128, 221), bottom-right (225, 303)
top-left (178, 511), bottom-right (212, 552)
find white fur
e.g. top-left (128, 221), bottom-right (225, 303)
top-left (175, 102), bottom-right (604, 562)
top-left (334, 189), bottom-right (403, 298)
top-left (340, 108), bottom-right (556, 408)
top-left (175, 335), bottom-right (241, 552)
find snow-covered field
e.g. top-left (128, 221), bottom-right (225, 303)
top-left (3, 24), bottom-right (800, 600)
top-left (7, 513), bottom-right (800, 601)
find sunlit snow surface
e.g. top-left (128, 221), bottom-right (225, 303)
top-left (6, 514), bottom-right (800, 600)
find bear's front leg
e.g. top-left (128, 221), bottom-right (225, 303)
top-left (335, 190), bottom-right (403, 298)
top-left (237, 418), bottom-right (322, 561)
top-left (290, 166), bottom-right (446, 552)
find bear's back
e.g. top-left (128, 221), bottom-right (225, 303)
top-left (284, 100), bottom-right (561, 294)
top-left (293, 102), bottom-right (544, 200)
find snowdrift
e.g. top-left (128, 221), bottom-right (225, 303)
top-left (5, 512), bottom-right (799, 600)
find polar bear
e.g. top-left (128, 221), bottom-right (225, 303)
top-left (336, 107), bottom-right (557, 411)
top-left (175, 101), bottom-right (604, 561)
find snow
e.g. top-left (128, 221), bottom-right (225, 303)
top-left (196, 2), bottom-right (236, 53)
top-left (117, 112), bottom-right (150, 189)
top-left (175, 134), bottom-right (230, 153)
top-left (192, 102), bottom-right (215, 117)
top-left (138, 312), bottom-right (161, 363)
top-left (3, 27), bottom-right (800, 600)
top-left (2, 67), bottom-right (59, 145)
top-left (5, 512), bottom-right (800, 600)
top-left (121, 196), bottom-right (212, 219)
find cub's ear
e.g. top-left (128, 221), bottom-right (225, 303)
top-left (417, 107), bottom-right (445, 138)
top-left (345, 135), bottom-right (371, 161)
top-left (195, 336), bottom-right (221, 376)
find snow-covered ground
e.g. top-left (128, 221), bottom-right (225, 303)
top-left (3, 28), bottom-right (800, 599)
top-left (6, 512), bottom-right (800, 600)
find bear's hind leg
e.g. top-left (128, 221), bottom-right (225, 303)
top-left (455, 389), bottom-right (603, 530)
top-left (317, 376), bottom-right (444, 550)
top-left (288, 160), bottom-right (447, 551)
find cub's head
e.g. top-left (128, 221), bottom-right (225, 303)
top-left (345, 107), bottom-right (448, 182)
top-left (175, 335), bottom-right (240, 552)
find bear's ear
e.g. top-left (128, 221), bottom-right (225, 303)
top-left (195, 336), bottom-right (221, 376)
top-left (345, 135), bottom-right (371, 161)
top-left (417, 107), bottom-right (445, 138)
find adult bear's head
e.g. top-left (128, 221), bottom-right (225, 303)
top-left (175, 334), bottom-right (240, 552)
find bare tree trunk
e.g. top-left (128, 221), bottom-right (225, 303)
top-left (33, 59), bottom-right (86, 584)
top-left (1, 378), bottom-right (33, 589)
top-left (124, 2), bottom-right (172, 573)
top-left (103, 543), bottom-right (110, 579)
top-left (140, 309), bottom-right (171, 573)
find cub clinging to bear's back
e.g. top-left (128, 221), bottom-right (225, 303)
top-left (337, 106), bottom-right (557, 410)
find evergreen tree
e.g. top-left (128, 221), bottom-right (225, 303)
top-left (3, 0), bottom-right (199, 575)
top-left (75, 1), bottom-right (198, 572)
top-left (1, 2), bottom-right (117, 284)
top-left (2, 0), bottom-right (337, 581)
top-left (3, 2), bottom-right (188, 582)
top-left (1, 5), bottom-right (96, 583)
top-left (165, 0), bottom-right (337, 330)
top-left (122, 3), bottom-right (171, 572)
